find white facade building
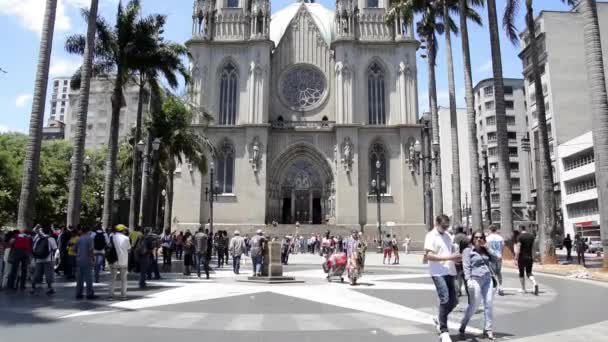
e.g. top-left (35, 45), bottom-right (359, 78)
top-left (172, 0), bottom-right (424, 238)
top-left (438, 106), bottom-right (471, 224)
top-left (64, 77), bottom-right (145, 150)
top-left (49, 77), bottom-right (71, 123)
top-left (473, 78), bottom-right (533, 226)
top-left (558, 131), bottom-right (600, 239)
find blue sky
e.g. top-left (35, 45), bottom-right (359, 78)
top-left (0, 0), bottom-right (572, 133)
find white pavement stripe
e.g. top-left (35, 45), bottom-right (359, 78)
top-left (294, 314), bottom-right (338, 330)
top-left (224, 314), bottom-right (264, 331)
top-left (507, 320), bottom-right (608, 341)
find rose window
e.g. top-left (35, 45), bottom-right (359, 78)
top-left (280, 65), bottom-right (327, 110)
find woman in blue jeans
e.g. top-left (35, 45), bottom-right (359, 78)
top-left (460, 230), bottom-right (498, 340)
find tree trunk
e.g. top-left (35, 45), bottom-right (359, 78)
top-left (525, 4), bottom-right (557, 264)
top-left (444, 3), bottom-right (462, 225)
top-left (101, 71), bottom-right (125, 230)
top-left (579, 0), bottom-right (608, 269)
top-left (427, 33), bottom-right (443, 217)
top-left (66, 0), bottom-right (99, 228)
top-left (128, 80), bottom-right (145, 229)
top-left (487, 0), bottom-right (513, 238)
top-left (163, 165), bottom-right (175, 232)
top-left (139, 132), bottom-right (152, 227)
top-left (459, 0), bottom-right (482, 230)
top-left (17, 0), bottom-right (58, 230)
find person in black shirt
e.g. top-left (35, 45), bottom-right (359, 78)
top-left (563, 234), bottom-right (573, 262)
top-left (514, 226), bottom-right (539, 295)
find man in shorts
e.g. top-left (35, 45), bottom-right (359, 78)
top-left (382, 234), bottom-right (393, 264)
top-left (515, 226), bottom-right (539, 295)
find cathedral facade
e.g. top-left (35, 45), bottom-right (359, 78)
top-left (172, 0), bottom-right (425, 234)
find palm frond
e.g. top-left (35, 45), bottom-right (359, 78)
top-left (503, 0), bottom-right (521, 45)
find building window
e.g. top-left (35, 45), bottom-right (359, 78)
top-left (506, 100), bottom-right (514, 109)
top-left (54, 81), bottom-right (59, 87)
top-left (566, 175), bottom-right (597, 195)
top-left (368, 62), bottom-right (386, 125)
top-left (367, 0), bottom-right (379, 7)
top-left (511, 178), bottom-right (521, 190)
top-left (542, 83), bottom-right (548, 95)
top-left (488, 147), bottom-right (497, 156)
top-left (567, 199), bottom-right (599, 218)
top-left (486, 116), bottom-right (496, 125)
top-left (487, 132), bottom-right (497, 143)
top-left (512, 194), bottom-right (522, 203)
top-left (216, 139), bottom-right (235, 194)
top-left (529, 91), bottom-right (536, 104)
top-left (51, 109), bottom-right (56, 115)
top-left (63, 80), bottom-right (68, 85)
top-left (491, 193), bottom-right (500, 203)
top-left (219, 62), bottom-right (238, 125)
top-left (226, 0), bottom-right (238, 7)
top-left (504, 86), bottom-right (513, 95)
top-left (61, 108), bottom-right (65, 114)
top-left (507, 116), bottom-right (516, 126)
top-left (483, 86), bottom-right (493, 97)
top-left (63, 87), bottom-right (67, 92)
top-left (60, 115), bottom-right (64, 121)
top-left (485, 101), bottom-right (494, 110)
top-left (509, 146), bottom-right (518, 156)
top-left (510, 162), bottom-right (519, 172)
top-left (369, 139), bottom-right (388, 194)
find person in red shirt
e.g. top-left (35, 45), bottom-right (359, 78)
top-left (7, 227), bottom-right (33, 290)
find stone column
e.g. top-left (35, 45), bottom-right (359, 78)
top-left (309, 190), bottom-right (313, 223)
top-left (291, 189), bottom-right (295, 223)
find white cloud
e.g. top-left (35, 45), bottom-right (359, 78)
top-left (15, 93), bottom-right (33, 108)
top-left (475, 60), bottom-right (493, 74)
top-left (49, 57), bottom-right (80, 77)
top-left (0, 124), bottom-right (25, 134)
top-left (0, 0), bottom-right (99, 34)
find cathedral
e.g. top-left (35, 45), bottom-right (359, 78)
top-left (171, 0), bottom-right (425, 236)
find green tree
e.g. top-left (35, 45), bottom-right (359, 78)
top-left (65, 0), bottom-right (171, 230)
top-left (0, 133), bottom-right (28, 227)
top-left (17, 0), bottom-right (59, 230)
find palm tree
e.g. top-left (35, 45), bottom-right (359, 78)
top-left (485, 0), bottom-right (513, 242)
top-left (16, 0), bottom-right (59, 230)
top-left (442, 0), bottom-right (483, 225)
top-left (502, 0), bottom-right (576, 263)
top-left (127, 33), bottom-right (190, 231)
top-left (577, 0), bottom-right (608, 268)
top-left (66, 0), bottom-right (100, 228)
top-left (458, 0), bottom-right (483, 230)
top-left (151, 96), bottom-right (211, 232)
top-left (65, 0), bottom-right (169, 230)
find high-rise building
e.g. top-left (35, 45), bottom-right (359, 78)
top-left (518, 3), bottom-right (608, 229)
top-left (42, 120), bottom-right (65, 141)
top-left (49, 77), bottom-right (71, 123)
top-left (64, 77), bottom-right (145, 150)
top-left (438, 106), bottom-right (471, 226)
top-left (473, 78), bottom-right (533, 227)
top-left (557, 131), bottom-right (600, 240)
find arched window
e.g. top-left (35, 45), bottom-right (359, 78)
top-left (369, 139), bottom-right (388, 194)
top-left (219, 62), bottom-right (238, 125)
top-left (368, 62), bottom-right (386, 125)
top-left (216, 139), bottom-right (235, 193)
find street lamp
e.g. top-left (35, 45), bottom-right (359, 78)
top-left (371, 160), bottom-right (386, 251)
top-left (204, 160), bottom-right (221, 237)
top-left (480, 146), bottom-right (496, 225)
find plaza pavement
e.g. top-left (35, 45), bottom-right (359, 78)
top-left (0, 252), bottom-right (607, 342)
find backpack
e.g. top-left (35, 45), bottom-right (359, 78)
top-left (135, 236), bottom-right (149, 256)
top-left (33, 236), bottom-right (50, 259)
top-left (105, 235), bottom-right (118, 264)
top-left (94, 231), bottom-right (107, 251)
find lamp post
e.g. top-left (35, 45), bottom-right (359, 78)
top-left (204, 160), bottom-right (220, 237)
top-left (463, 192), bottom-right (471, 234)
top-left (371, 160), bottom-right (386, 250)
top-left (480, 146), bottom-right (497, 225)
top-left (139, 135), bottom-right (161, 227)
top-left (416, 113), bottom-right (434, 231)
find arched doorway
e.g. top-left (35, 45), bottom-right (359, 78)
top-left (267, 144), bottom-right (334, 224)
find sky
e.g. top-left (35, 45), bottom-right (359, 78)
top-left (0, 0), bottom-right (573, 133)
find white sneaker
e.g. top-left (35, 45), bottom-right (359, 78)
top-left (440, 332), bottom-right (453, 342)
top-left (518, 288), bottom-right (526, 294)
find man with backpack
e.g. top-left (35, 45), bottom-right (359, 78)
top-left (108, 224), bottom-right (131, 300)
top-left (7, 226), bottom-right (33, 290)
top-left (31, 226), bottom-right (58, 295)
top-left (194, 227), bottom-right (209, 279)
top-left (136, 228), bottom-right (154, 288)
top-left (92, 225), bottom-right (109, 283)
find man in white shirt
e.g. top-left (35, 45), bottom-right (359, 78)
top-left (424, 214), bottom-right (461, 342)
top-left (486, 224), bottom-right (505, 295)
top-left (109, 224), bottom-right (131, 300)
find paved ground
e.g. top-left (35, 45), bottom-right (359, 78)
top-left (1, 253), bottom-right (607, 342)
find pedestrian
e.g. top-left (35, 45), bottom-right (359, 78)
top-left (229, 230), bottom-right (246, 274)
top-left (486, 225), bottom-right (505, 296)
top-left (183, 235), bottom-right (194, 276)
top-left (403, 235), bottom-right (411, 254)
top-left (56, 226), bottom-right (72, 275)
top-left (1, 230), bottom-right (18, 289)
top-left (382, 234), bottom-right (393, 264)
top-left (175, 231), bottom-right (184, 260)
top-left (574, 234), bottom-right (587, 267)
top-left (194, 227), bottom-right (209, 278)
top-left (135, 228), bottom-right (154, 288)
top-left (281, 235), bottom-right (291, 265)
top-left (453, 226), bottom-right (470, 297)
top-left (249, 229), bottom-right (266, 276)
top-left (31, 226), bottom-right (58, 295)
top-left (217, 231), bottom-right (228, 268)
top-left (146, 232), bottom-right (161, 280)
top-left (7, 226), bottom-right (33, 290)
top-left (75, 226), bottom-right (97, 299)
top-left (161, 229), bottom-right (173, 267)
top-left (92, 225), bottom-right (109, 283)
top-left (392, 235), bottom-right (399, 264)
top-left (563, 234), bottom-right (573, 262)
top-left (108, 225), bottom-right (130, 299)
top-left (0, 230), bottom-right (6, 288)
top-left (459, 230), bottom-right (497, 340)
top-left (128, 227), bottom-right (143, 273)
top-left (515, 226), bottom-right (539, 295)
top-left (424, 214), bottom-right (461, 342)
top-left (223, 231), bottom-right (230, 265)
